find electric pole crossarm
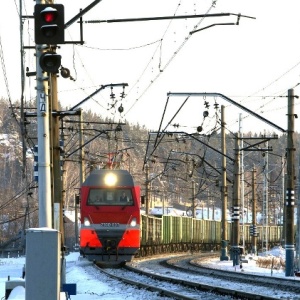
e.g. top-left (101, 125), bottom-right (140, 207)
top-left (84, 13), bottom-right (255, 24)
top-left (242, 147), bottom-right (272, 151)
top-left (184, 131), bottom-right (235, 162)
top-left (70, 83), bottom-right (128, 111)
top-left (65, 120), bottom-right (126, 125)
top-left (167, 92), bottom-right (286, 133)
top-left (64, 0), bottom-right (103, 29)
top-left (24, 110), bottom-right (81, 118)
top-left (241, 139), bottom-right (272, 151)
top-left (65, 130), bottom-right (106, 158)
top-left (170, 150), bottom-right (223, 177)
top-left (148, 130), bottom-right (234, 163)
top-left (190, 22), bottom-right (236, 35)
top-left (190, 13), bottom-right (252, 34)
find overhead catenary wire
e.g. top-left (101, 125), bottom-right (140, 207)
top-left (225, 59), bottom-right (300, 129)
top-left (124, 1), bottom-right (219, 115)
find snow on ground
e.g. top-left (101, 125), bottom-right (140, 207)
top-left (0, 247), bottom-right (299, 299)
top-left (65, 253), bottom-right (170, 299)
top-left (201, 256), bottom-right (285, 276)
top-left (200, 246), bottom-right (293, 277)
top-left (0, 252), bottom-right (169, 299)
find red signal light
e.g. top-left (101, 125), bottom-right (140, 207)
top-left (43, 12), bottom-right (55, 23)
top-left (41, 7), bottom-right (57, 23)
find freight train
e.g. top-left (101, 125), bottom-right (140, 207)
top-left (79, 169), bottom-right (283, 263)
top-left (79, 169), bottom-right (141, 264)
top-left (139, 214), bottom-right (283, 256)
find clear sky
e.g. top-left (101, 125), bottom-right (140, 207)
top-left (0, 0), bottom-right (300, 135)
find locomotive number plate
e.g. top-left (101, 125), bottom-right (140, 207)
top-left (100, 223), bottom-right (120, 227)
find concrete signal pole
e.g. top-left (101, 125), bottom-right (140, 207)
top-left (35, 0), bottom-right (52, 228)
top-left (232, 133), bottom-right (241, 266)
top-left (192, 180), bottom-right (196, 218)
top-left (285, 88), bottom-right (296, 276)
top-left (220, 105), bottom-right (229, 261)
top-left (51, 72), bottom-right (63, 233)
top-left (296, 153), bottom-right (300, 273)
top-left (145, 164), bottom-right (150, 215)
top-left (26, 2), bottom-right (64, 299)
top-left (251, 167), bottom-right (257, 254)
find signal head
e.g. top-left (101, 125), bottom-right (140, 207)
top-left (39, 52), bottom-right (61, 73)
top-left (34, 4), bottom-right (65, 44)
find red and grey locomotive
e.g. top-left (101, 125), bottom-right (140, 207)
top-left (79, 169), bottom-right (141, 264)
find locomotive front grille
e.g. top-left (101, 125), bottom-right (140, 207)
top-left (95, 229), bottom-right (124, 252)
top-left (102, 239), bottom-right (117, 251)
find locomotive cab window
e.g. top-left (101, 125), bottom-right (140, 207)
top-left (87, 188), bottom-right (133, 206)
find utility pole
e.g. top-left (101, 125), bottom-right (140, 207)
top-left (262, 139), bottom-right (269, 252)
top-left (296, 153), bottom-right (300, 273)
top-left (50, 71), bottom-right (67, 287)
top-left (232, 133), bottom-right (241, 266)
top-left (191, 180), bottom-right (196, 218)
top-left (285, 88), bottom-right (296, 277)
top-left (75, 109), bottom-right (85, 247)
top-left (239, 114), bottom-right (245, 250)
top-left (145, 164), bottom-right (150, 215)
top-left (51, 72), bottom-right (63, 233)
top-left (251, 167), bottom-right (257, 254)
top-left (296, 153), bottom-right (300, 272)
top-left (220, 105), bottom-right (228, 261)
top-left (281, 155), bottom-right (285, 246)
top-left (144, 164), bottom-right (150, 243)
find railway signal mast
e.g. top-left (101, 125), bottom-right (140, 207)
top-left (34, 2), bottom-right (65, 228)
top-left (27, 2), bottom-right (115, 298)
top-left (24, 2), bottom-right (66, 300)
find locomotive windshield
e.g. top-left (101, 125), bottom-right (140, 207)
top-left (87, 188), bottom-right (134, 206)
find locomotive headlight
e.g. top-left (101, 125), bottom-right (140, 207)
top-left (130, 217), bottom-right (137, 227)
top-left (84, 217), bottom-right (91, 226)
top-left (104, 173), bottom-right (117, 186)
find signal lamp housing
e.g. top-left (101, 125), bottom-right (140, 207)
top-left (34, 4), bottom-right (65, 44)
top-left (39, 52), bottom-right (61, 73)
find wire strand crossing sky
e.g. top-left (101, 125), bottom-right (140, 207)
top-left (0, 0), bottom-right (299, 134)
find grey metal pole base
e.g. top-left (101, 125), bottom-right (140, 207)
top-left (220, 240), bottom-right (229, 261)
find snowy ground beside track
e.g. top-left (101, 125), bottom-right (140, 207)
top-left (1, 247), bottom-right (299, 299)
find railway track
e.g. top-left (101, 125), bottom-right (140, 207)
top-left (174, 254), bottom-right (300, 294)
top-left (129, 253), bottom-right (300, 299)
top-left (96, 261), bottom-right (233, 299)
top-left (94, 253), bottom-right (300, 299)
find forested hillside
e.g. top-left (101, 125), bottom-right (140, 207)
top-left (0, 97), bottom-right (298, 248)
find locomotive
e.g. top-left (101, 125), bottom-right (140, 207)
top-left (79, 169), bottom-right (141, 264)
